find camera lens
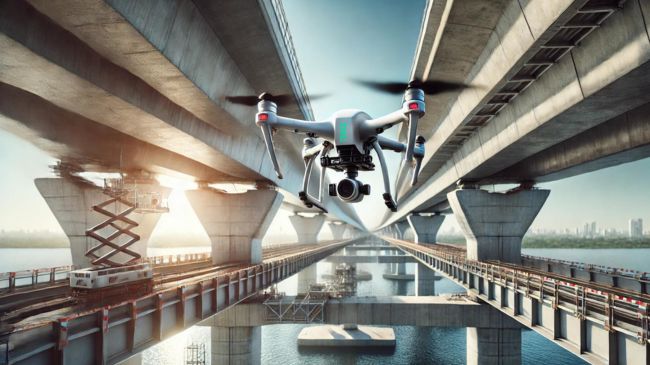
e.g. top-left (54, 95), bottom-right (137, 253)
top-left (337, 178), bottom-right (357, 200)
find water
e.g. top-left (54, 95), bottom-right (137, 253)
top-left (523, 248), bottom-right (650, 272)
top-left (5, 244), bottom-right (645, 364)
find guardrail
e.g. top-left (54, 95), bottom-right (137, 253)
top-left (387, 238), bottom-right (650, 365)
top-left (0, 252), bottom-right (212, 291)
top-left (1, 238), bottom-right (360, 365)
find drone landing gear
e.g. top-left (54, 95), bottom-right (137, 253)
top-left (299, 139), bottom-right (332, 213)
top-left (370, 138), bottom-right (398, 212)
top-left (383, 193), bottom-right (397, 212)
top-left (299, 191), bottom-right (328, 213)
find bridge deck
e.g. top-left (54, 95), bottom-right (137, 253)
top-left (0, 240), bottom-right (357, 365)
top-left (385, 237), bottom-right (650, 365)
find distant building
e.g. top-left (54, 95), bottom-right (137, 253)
top-left (629, 218), bottom-right (643, 238)
top-left (581, 221), bottom-right (597, 238)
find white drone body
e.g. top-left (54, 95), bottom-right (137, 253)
top-left (253, 87), bottom-right (427, 212)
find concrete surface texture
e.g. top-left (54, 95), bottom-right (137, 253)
top-left (415, 263), bottom-right (437, 296)
top-left (407, 213), bottom-right (446, 244)
top-left (297, 264), bottom-right (317, 294)
top-left (387, 0), bottom-right (650, 227)
top-left (0, 0), bottom-right (363, 229)
top-left (466, 327), bottom-right (521, 365)
top-left (394, 221), bottom-right (411, 240)
top-left (211, 326), bottom-right (261, 365)
top-left (34, 177), bottom-right (170, 268)
top-left (447, 188), bottom-right (550, 263)
top-left (185, 188), bottom-right (283, 265)
top-left (297, 324), bottom-right (396, 347)
top-left (288, 213), bottom-right (325, 244)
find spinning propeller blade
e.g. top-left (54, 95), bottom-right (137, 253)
top-left (224, 92), bottom-right (330, 106)
top-left (352, 78), bottom-right (469, 95)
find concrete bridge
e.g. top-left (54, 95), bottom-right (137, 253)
top-left (1, 0), bottom-right (650, 364)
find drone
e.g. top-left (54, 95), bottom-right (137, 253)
top-left (225, 79), bottom-right (468, 212)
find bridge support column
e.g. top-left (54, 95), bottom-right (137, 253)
top-left (186, 189), bottom-right (282, 265)
top-left (415, 263), bottom-right (436, 296)
top-left (289, 213), bottom-right (325, 244)
top-left (211, 326), bottom-right (260, 365)
top-left (328, 222), bottom-right (347, 240)
top-left (448, 188), bottom-right (549, 264)
top-left (467, 327), bottom-right (521, 365)
top-left (394, 221), bottom-right (410, 240)
top-left (35, 177), bottom-right (170, 268)
top-left (297, 264), bottom-right (317, 294)
top-left (407, 213), bottom-right (445, 244)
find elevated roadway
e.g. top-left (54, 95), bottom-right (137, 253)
top-left (0, 0), bottom-right (362, 227)
top-left (386, 0), bottom-right (650, 226)
top-left (0, 239), bottom-right (360, 365)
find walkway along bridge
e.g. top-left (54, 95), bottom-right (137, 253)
top-left (0, 238), bottom-right (362, 365)
top-left (384, 237), bottom-right (650, 365)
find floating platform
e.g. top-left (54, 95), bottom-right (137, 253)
top-left (297, 324), bottom-right (395, 347)
top-left (382, 273), bottom-right (414, 280)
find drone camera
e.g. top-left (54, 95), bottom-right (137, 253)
top-left (330, 177), bottom-right (370, 203)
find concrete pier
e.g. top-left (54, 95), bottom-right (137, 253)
top-left (35, 177), bottom-right (170, 268)
top-left (297, 324), bottom-right (395, 347)
top-left (407, 213), bottom-right (445, 244)
top-left (415, 263), bottom-right (437, 296)
top-left (289, 213), bottom-right (325, 244)
top-left (466, 327), bottom-right (521, 365)
top-left (448, 188), bottom-right (549, 263)
top-left (394, 221), bottom-right (410, 240)
top-left (211, 326), bottom-right (261, 365)
top-left (297, 264), bottom-right (317, 294)
top-left (328, 222), bottom-right (347, 240)
top-left (186, 188), bottom-right (282, 265)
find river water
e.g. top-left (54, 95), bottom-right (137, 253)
top-left (2, 244), bottom-right (648, 364)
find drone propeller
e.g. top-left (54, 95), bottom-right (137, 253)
top-left (352, 78), bottom-right (469, 95)
top-left (224, 92), bottom-right (330, 106)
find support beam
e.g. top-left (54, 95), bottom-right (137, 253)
top-left (328, 222), bottom-right (347, 240)
top-left (35, 177), bottom-right (170, 268)
top-left (288, 213), bottom-right (325, 244)
top-left (466, 327), bottom-right (521, 365)
top-left (186, 189), bottom-right (282, 265)
top-left (211, 326), bottom-right (260, 365)
top-left (448, 188), bottom-right (549, 264)
top-left (407, 213), bottom-right (445, 244)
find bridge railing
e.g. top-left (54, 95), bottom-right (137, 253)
top-left (0, 252), bottom-right (212, 291)
top-left (2, 238), bottom-right (361, 365)
top-left (386, 237), bottom-right (650, 362)
top-left (0, 266), bottom-right (73, 291)
top-left (521, 254), bottom-right (650, 279)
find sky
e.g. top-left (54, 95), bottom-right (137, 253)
top-left (0, 0), bottom-right (649, 238)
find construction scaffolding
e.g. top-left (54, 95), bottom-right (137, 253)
top-left (184, 342), bottom-right (206, 365)
top-left (263, 287), bottom-right (327, 323)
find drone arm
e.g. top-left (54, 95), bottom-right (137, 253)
top-left (371, 139), bottom-right (397, 212)
top-left (272, 116), bottom-right (335, 139)
top-left (376, 135), bottom-right (406, 153)
top-left (360, 110), bottom-right (407, 136)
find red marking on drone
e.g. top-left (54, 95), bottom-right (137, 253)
top-left (408, 102), bottom-right (419, 110)
top-left (258, 113), bottom-right (269, 121)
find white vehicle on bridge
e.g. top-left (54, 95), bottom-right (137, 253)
top-left (70, 263), bottom-right (153, 290)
